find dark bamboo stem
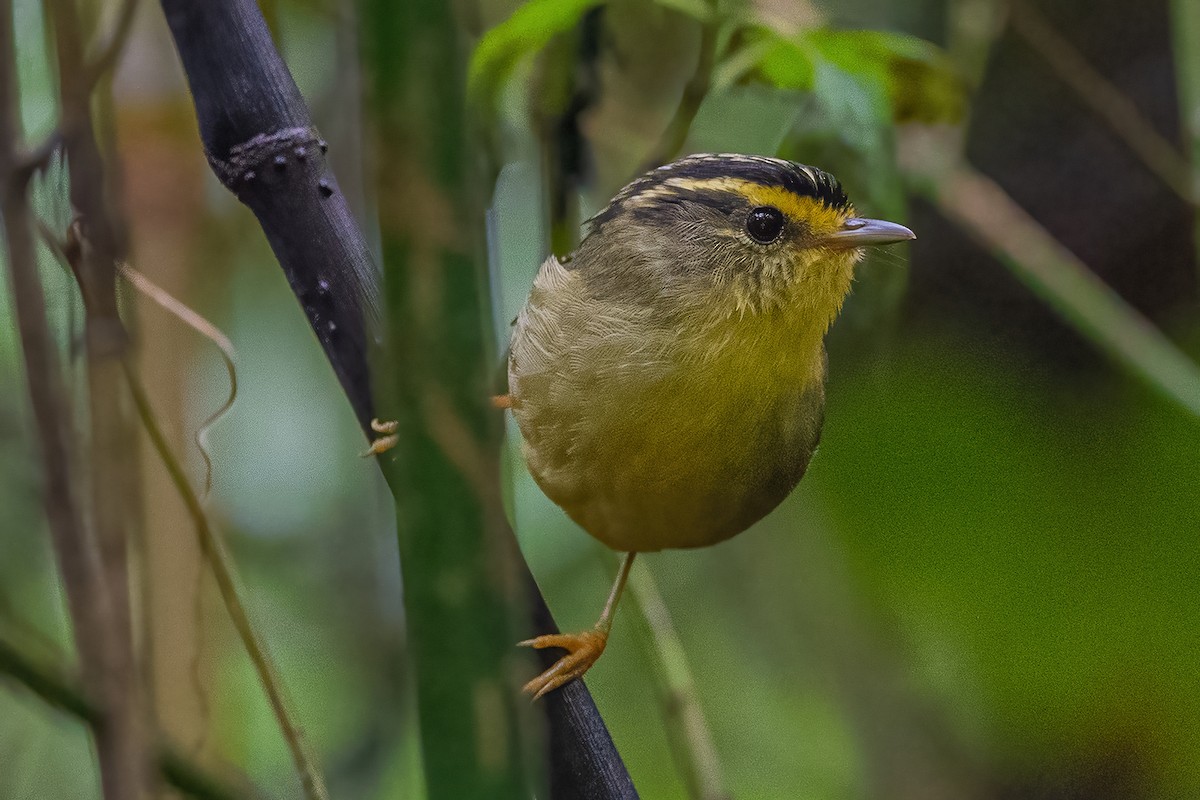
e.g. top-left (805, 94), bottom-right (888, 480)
top-left (159, 0), bottom-right (377, 429)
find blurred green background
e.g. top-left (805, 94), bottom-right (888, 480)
top-left (2, 0), bottom-right (1199, 799)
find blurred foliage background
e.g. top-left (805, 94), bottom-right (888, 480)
top-left (2, 0), bottom-right (1199, 799)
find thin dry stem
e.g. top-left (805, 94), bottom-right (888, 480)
top-left (123, 360), bottom-right (330, 800)
top-left (119, 263), bottom-right (238, 497)
top-left (1009, 0), bottom-right (1195, 203)
top-left (626, 560), bottom-right (729, 800)
top-left (84, 0), bottom-right (141, 90)
top-left (0, 4), bottom-right (142, 800)
top-left (901, 128), bottom-right (1200, 416)
top-left (50, 0), bottom-right (151, 791)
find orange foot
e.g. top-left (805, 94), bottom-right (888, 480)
top-left (361, 418), bottom-right (398, 457)
top-left (519, 628), bottom-right (608, 700)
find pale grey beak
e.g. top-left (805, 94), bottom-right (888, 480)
top-left (821, 218), bottom-right (915, 249)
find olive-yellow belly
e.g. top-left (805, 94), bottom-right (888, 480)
top-left (512, 352), bottom-right (825, 552)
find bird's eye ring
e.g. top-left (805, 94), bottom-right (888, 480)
top-left (746, 206), bottom-right (785, 244)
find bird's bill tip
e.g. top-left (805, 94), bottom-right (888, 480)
top-left (821, 218), bottom-right (915, 248)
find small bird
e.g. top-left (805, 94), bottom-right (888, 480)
top-left (504, 153), bottom-right (915, 699)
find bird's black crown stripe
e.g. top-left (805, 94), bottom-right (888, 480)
top-left (659, 154), bottom-right (849, 210)
top-left (588, 154), bottom-right (849, 231)
top-left (625, 187), bottom-right (744, 224)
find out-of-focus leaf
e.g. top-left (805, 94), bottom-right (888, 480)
top-left (755, 33), bottom-right (817, 91)
top-left (468, 0), bottom-right (602, 109)
top-left (808, 30), bottom-right (966, 124)
top-left (652, 0), bottom-right (713, 23)
top-left (750, 27), bottom-right (966, 125)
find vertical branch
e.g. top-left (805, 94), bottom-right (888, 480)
top-left (0, 3), bottom-right (143, 800)
top-left (47, 0), bottom-right (151, 796)
top-left (625, 564), bottom-right (728, 800)
top-left (155, 0), bottom-right (635, 795)
top-left (531, 8), bottom-right (601, 258)
top-left (946, 0), bottom-right (1004, 87)
top-left (1170, 0), bottom-right (1200, 270)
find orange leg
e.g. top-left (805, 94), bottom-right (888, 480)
top-left (492, 394), bottom-right (512, 409)
top-left (520, 552), bottom-right (635, 700)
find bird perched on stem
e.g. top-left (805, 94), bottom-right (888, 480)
top-left (508, 153), bottom-right (915, 698)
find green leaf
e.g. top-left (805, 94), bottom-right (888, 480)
top-left (750, 27), bottom-right (966, 125)
top-left (468, 0), bottom-right (602, 109)
top-left (754, 33), bottom-right (817, 91)
top-left (652, 0), bottom-right (714, 22)
top-left (807, 30), bottom-right (965, 125)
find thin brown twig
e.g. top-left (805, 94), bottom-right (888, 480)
top-left (84, 0), bottom-right (141, 90)
top-left (1009, 0), bottom-right (1196, 203)
top-left (0, 5), bottom-right (140, 800)
top-left (123, 360), bottom-right (330, 800)
top-left (900, 127), bottom-right (1200, 416)
top-left (49, 0), bottom-right (152, 793)
top-left (118, 263), bottom-right (238, 497)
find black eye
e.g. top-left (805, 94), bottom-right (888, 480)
top-left (746, 206), bottom-right (785, 244)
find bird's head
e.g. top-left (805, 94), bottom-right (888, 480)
top-left (575, 153), bottom-right (914, 336)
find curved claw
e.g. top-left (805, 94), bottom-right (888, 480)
top-left (361, 418), bottom-right (399, 457)
top-left (519, 629), bottom-right (608, 700)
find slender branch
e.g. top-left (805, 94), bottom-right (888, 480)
top-left (1169, 0), bottom-right (1200, 272)
top-left (625, 562), bottom-right (729, 800)
top-left (0, 636), bottom-right (254, 800)
top-left (122, 360), bottom-right (329, 800)
top-left (118, 263), bottom-right (238, 498)
top-left (901, 128), bottom-right (1200, 417)
top-left (1009, 0), bottom-right (1196, 203)
top-left (531, 8), bottom-right (602, 258)
top-left (946, 0), bottom-right (1004, 87)
top-left (642, 5), bottom-right (717, 172)
top-left (13, 129), bottom-right (63, 183)
top-left (49, 0), bottom-right (151, 795)
top-left (84, 0), bottom-right (141, 90)
top-left (0, 6), bottom-right (139, 800)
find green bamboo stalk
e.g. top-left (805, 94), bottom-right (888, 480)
top-left (358, 1), bottom-right (533, 797)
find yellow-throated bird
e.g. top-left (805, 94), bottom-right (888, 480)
top-left (501, 153), bottom-right (913, 698)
